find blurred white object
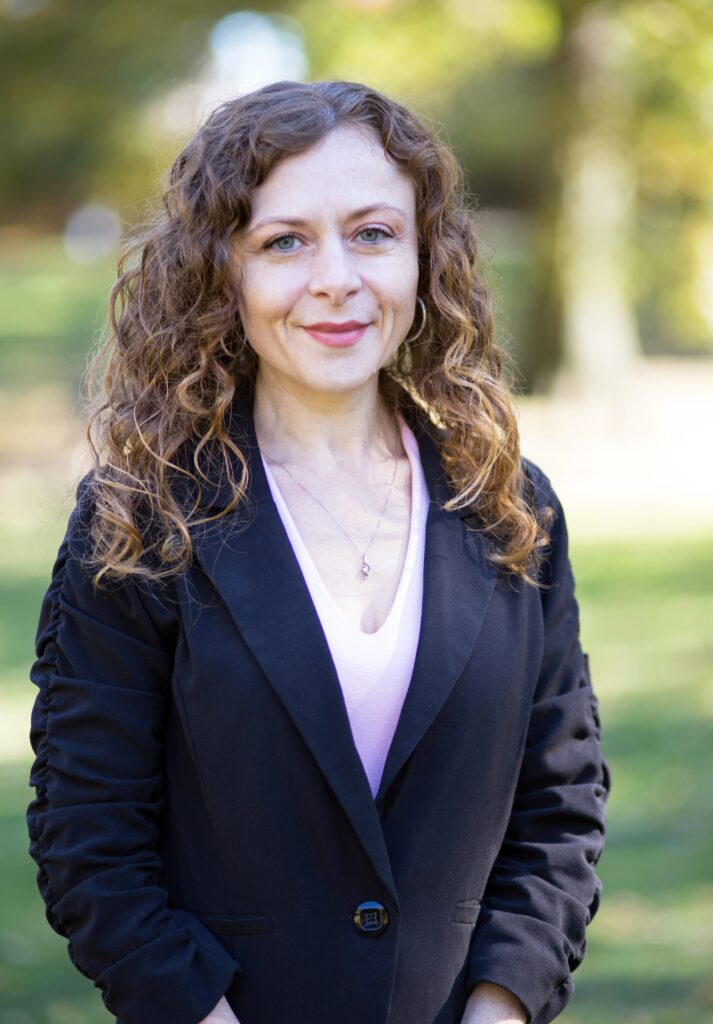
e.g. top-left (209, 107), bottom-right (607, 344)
top-left (210, 11), bottom-right (306, 94)
top-left (143, 11), bottom-right (307, 140)
top-left (63, 203), bottom-right (121, 263)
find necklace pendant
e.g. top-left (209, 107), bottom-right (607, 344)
top-left (360, 553), bottom-right (371, 581)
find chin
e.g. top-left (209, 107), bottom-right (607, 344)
top-left (291, 362), bottom-right (382, 395)
top-left (311, 370), bottom-right (383, 394)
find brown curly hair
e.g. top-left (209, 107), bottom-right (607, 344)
top-left (82, 78), bottom-right (552, 590)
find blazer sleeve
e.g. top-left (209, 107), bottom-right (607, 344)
top-left (465, 459), bottom-right (612, 1024)
top-left (26, 472), bottom-right (242, 1024)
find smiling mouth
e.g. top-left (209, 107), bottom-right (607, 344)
top-left (303, 321), bottom-right (371, 332)
top-left (301, 324), bottom-right (370, 348)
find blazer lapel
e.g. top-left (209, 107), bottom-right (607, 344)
top-left (188, 386), bottom-right (397, 901)
top-left (374, 404), bottom-right (498, 806)
top-left (187, 385), bottom-right (497, 898)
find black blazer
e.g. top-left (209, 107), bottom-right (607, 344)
top-left (27, 385), bottom-right (611, 1024)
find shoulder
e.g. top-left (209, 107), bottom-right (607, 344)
top-left (70, 467), bottom-right (168, 569)
top-left (402, 394), bottom-right (559, 508)
top-left (518, 456), bottom-right (577, 599)
top-left (57, 468), bottom-right (180, 643)
top-left (519, 455), bottom-right (561, 518)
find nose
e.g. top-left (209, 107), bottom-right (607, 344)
top-left (307, 233), bottom-right (362, 302)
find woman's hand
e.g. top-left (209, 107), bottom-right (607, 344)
top-left (198, 995), bottom-right (241, 1023)
top-left (460, 982), bottom-right (529, 1024)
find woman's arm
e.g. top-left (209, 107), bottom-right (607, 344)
top-left (463, 461), bottom-right (611, 1024)
top-left (462, 982), bottom-right (528, 1024)
top-left (27, 472), bottom-right (242, 1024)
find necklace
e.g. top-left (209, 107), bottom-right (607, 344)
top-left (261, 446), bottom-right (401, 581)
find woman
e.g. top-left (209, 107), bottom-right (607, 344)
top-left (27, 79), bottom-right (611, 1024)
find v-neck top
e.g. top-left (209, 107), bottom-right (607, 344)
top-left (260, 412), bottom-right (430, 798)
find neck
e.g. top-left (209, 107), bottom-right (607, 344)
top-left (251, 368), bottom-right (403, 475)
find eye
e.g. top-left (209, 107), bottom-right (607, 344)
top-left (263, 225), bottom-right (393, 253)
top-left (264, 233), bottom-right (300, 252)
top-left (357, 226), bottom-right (392, 243)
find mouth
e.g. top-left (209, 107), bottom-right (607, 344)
top-left (301, 322), bottom-right (371, 348)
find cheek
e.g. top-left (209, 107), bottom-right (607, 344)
top-left (239, 270), bottom-right (293, 330)
top-left (374, 251), bottom-right (419, 302)
top-left (381, 277), bottom-right (420, 324)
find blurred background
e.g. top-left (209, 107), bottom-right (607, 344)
top-left (1, 0), bottom-right (712, 1021)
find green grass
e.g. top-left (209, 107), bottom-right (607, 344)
top-left (2, 517), bottom-right (712, 1022)
top-left (0, 235), bottom-right (114, 393)
top-left (563, 537), bottom-right (713, 1024)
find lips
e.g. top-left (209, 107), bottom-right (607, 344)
top-left (305, 320), bottom-right (370, 331)
top-left (302, 322), bottom-right (370, 348)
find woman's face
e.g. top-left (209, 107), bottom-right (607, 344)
top-left (231, 124), bottom-right (420, 401)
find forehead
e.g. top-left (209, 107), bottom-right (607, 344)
top-left (248, 126), bottom-right (416, 220)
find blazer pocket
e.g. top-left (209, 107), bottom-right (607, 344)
top-left (192, 911), bottom-right (276, 935)
top-left (451, 897), bottom-right (482, 925)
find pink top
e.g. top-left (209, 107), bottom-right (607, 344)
top-left (260, 413), bottom-right (429, 798)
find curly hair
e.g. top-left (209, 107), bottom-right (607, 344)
top-left (82, 78), bottom-right (552, 590)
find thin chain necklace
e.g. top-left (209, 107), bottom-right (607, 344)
top-left (261, 444), bottom-right (401, 582)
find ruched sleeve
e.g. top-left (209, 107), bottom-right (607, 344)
top-left (27, 472), bottom-right (241, 1024)
top-left (466, 460), bottom-right (612, 1024)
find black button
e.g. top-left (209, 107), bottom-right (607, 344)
top-left (353, 900), bottom-right (389, 936)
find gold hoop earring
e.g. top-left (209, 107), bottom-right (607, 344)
top-left (404, 296), bottom-right (427, 343)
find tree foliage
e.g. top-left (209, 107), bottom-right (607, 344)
top-left (2, 0), bottom-right (711, 377)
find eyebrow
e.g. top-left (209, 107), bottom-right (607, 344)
top-left (247, 204), bottom-right (408, 233)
